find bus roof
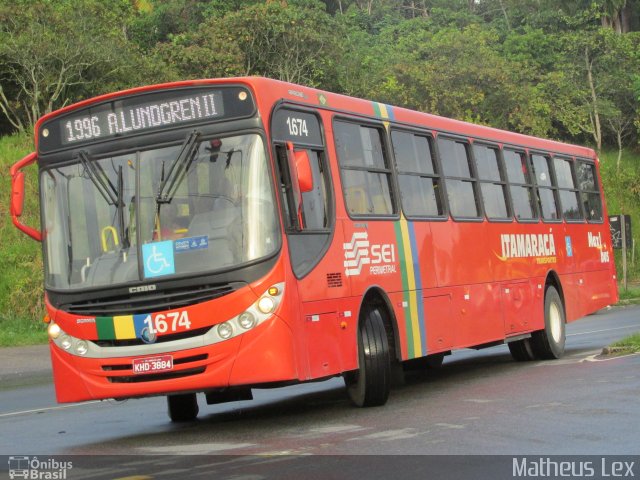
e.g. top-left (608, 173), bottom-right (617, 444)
top-left (35, 76), bottom-right (597, 160)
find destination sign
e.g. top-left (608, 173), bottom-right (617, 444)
top-left (39, 86), bottom-right (255, 153)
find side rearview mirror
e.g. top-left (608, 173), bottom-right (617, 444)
top-left (10, 152), bottom-right (42, 241)
top-left (11, 171), bottom-right (25, 217)
top-left (294, 150), bottom-right (313, 193)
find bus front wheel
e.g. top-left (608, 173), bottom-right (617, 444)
top-left (345, 307), bottom-right (391, 407)
top-left (167, 393), bottom-right (199, 422)
top-left (531, 286), bottom-right (566, 359)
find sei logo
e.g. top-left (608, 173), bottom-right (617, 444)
top-left (343, 231), bottom-right (396, 276)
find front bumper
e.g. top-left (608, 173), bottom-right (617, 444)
top-left (51, 316), bottom-right (298, 403)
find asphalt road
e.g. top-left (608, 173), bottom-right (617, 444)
top-left (1, 306), bottom-right (639, 465)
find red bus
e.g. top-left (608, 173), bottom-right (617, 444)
top-left (10, 77), bottom-right (618, 421)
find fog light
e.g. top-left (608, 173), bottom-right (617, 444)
top-left (60, 334), bottom-right (72, 350)
top-left (238, 312), bottom-right (256, 330)
top-left (75, 340), bottom-right (88, 356)
top-left (257, 296), bottom-right (275, 314)
top-left (217, 322), bottom-right (233, 339)
top-left (48, 322), bottom-right (61, 339)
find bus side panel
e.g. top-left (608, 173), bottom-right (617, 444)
top-left (501, 280), bottom-right (533, 335)
top-left (453, 283), bottom-right (504, 349)
top-left (559, 272), bottom-right (583, 322)
top-left (430, 221), bottom-right (505, 348)
top-left (578, 269), bottom-right (618, 320)
top-left (424, 294), bottom-right (454, 353)
top-left (570, 222), bottom-right (617, 319)
top-left (430, 222), bottom-right (493, 286)
top-left (300, 301), bottom-right (343, 379)
top-left (529, 276), bottom-right (546, 332)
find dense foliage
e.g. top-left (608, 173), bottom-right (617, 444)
top-left (1, 0), bottom-right (639, 153)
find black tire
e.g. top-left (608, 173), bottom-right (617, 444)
top-left (167, 393), bottom-right (199, 422)
top-left (345, 307), bottom-right (391, 407)
top-left (508, 338), bottom-right (536, 361)
top-left (531, 286), bottom-right (566, 359)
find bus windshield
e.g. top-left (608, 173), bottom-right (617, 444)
top-left (42, 133), bottom-right (280, 289)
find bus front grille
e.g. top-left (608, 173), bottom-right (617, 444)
top-left (106, 367), bottom-right (206, 383)
top-left (60, 283), bottom-right (238, 316)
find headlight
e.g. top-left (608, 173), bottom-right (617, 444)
top-left (48, 322), bottom-right (61, 339)
top-left (238, 312), bottom-right (256, 330)
top-left (50, 324), bottom-right (93, 357)
top-left (75, 340), bottom-right (88, 356)
top-left (217, 322), bottom-right (233, 339)
top-left (257, 296), bottom-right (275, 314)
top-left (210, 283), bottom-right (284, 343)
top-left (60, 334), bottom-right (72, 350)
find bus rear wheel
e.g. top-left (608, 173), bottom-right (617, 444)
top-left (508, 338), bottom-right (536, 361)
top-left (167, 393), bottom-right (199, 422)
top-left (345, 307), bottom-right (391, 407)
top-left (531, 286), bottom-right (566, 359)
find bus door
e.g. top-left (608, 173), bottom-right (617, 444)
top-left (271, 106), bottom-right (347, 378)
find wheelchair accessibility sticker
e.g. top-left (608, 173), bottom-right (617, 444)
top-left (143, 241), bottom-right (175, 278)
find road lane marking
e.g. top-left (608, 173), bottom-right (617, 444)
top-left (568, 325), bottom-right (639, 337)
top-left (139, 443), bottom-right (255, 454)
top-left (348, 428), bottom-right (424, 441)
top-left (0, 401), bottom-right (101, 418)
top-left (308, 424), bottom-right (364, 434)
top-left (435, 423), bottom-right (466, 429)
top-left (112, 477), bottom-right (153, 480)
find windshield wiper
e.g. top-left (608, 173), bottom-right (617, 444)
top-left (78, 150), bottom-right (128, 250)
top-left (156, 130), bottom-right (201, 204)
top-left (116, 165), bottom-right (129, 249)
top-left (78, 150), bottom-right (118, 205)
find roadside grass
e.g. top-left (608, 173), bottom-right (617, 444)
top-left (0, 314), bottom-right (48, 347)
top-left (616, 284), bottom-right (640, 305)
top-left (1, 132), bottom-right (45, 347)
top-left (605, 333), bottom-right (640, 355)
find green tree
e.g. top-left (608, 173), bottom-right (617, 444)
top-left (157, 0), bottom-right (343, 87)
top-left (0, 0), bottom-right (161, 131)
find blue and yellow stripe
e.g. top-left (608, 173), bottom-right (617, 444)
top-left (95, 314), bottom-right (150, 340)
top-left (373, 102), bottom-right (396, 121)
top-left (394, 215), bottom-right (426, 358)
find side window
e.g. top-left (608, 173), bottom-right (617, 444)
top-left (391, 130), bottom-right (444, 218)
top-left (553, 157), bottom-right (583, 221)
top-left (503, 149), bottom-right (536, 221)
top-left (438, 137), bottom-right (480, 219)
top-left (576, 160), bottom-right (603, 222)
top-left (473, 143), bottom-right (508, 220)
top-left (300, 150), bottom-right (330, 229)
top-left (335, 120), bottom-right (395, 216)
top-left (531, 153), bottom-right (560, 221)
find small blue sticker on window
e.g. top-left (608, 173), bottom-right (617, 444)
top-left (565, 236), bottom-right (573, 257)
top-left (174, 235), bottom-right (209, 253)
top-left (143, 241), bottom-right (175, 278)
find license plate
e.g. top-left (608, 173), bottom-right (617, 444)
top-left (132, 355), bottom-right (173, 375)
